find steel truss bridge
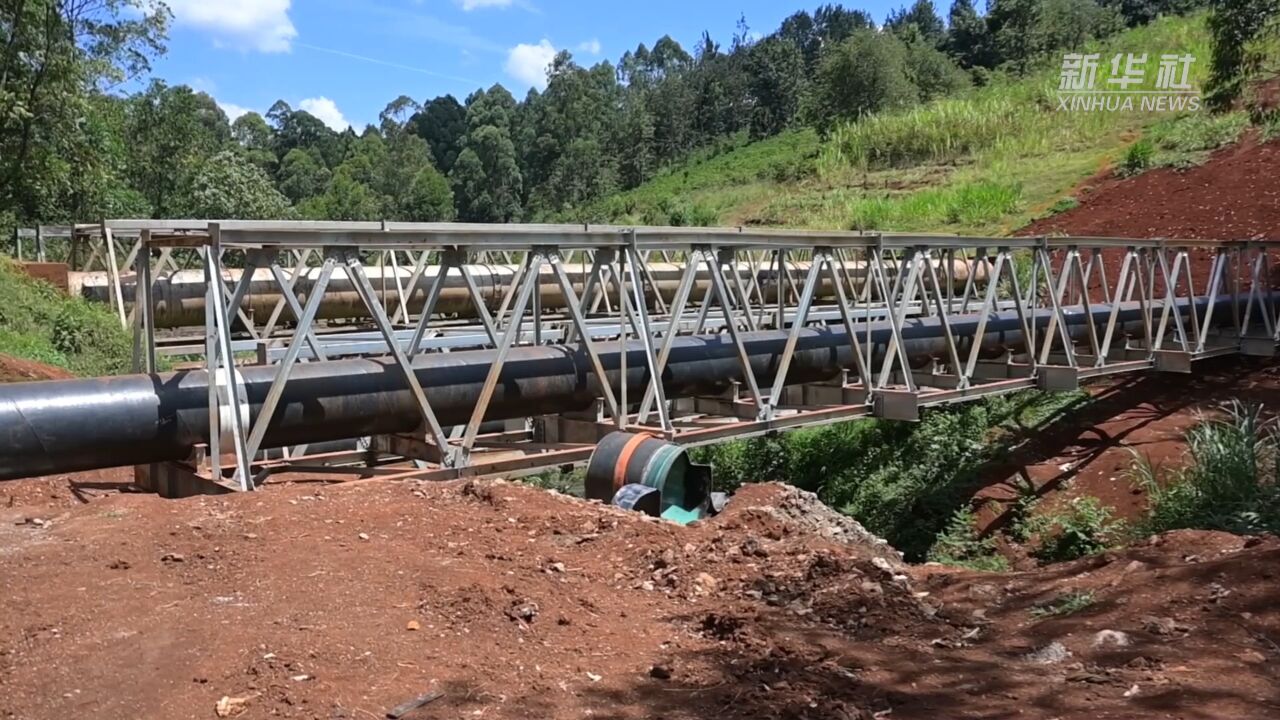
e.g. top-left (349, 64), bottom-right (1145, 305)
top-left (1, 220), bottom-right (1276, 497)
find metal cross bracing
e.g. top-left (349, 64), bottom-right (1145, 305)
top-left (17, 220), bottom-right (1275, 496)
top-left (2, 219), bottom-right (1269, 491)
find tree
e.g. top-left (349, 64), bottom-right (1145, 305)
top-left (0, 0), bottom-right (169, 224)
top-left (408, 95), bottom-right (467, 174)
top-left (886, 0), bottom-right (948, 45)
top-left (803, 30), bottom-right (919, 134)
top-left (277, 148), bottom-right (331, 203)
top-left (905, 39), bottom-right (971, 101)
top-left (124, 81), bottom-right (232, 216)
top-left (403, 166), bottom-right (455, 221)
top-left (946, 0), bottom-right (995, 68)
top-left (746, 35), bottom-right (807, 138)
top-left (308, 165), bottom-right (383, 221)
top-left (1206, 0), bottom-right (1280, 109)
top-left (178, 150), bottom-right (292, 219)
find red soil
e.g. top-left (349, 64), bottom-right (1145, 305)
top-left (0, 354), bottom-right (72, 384)
top-left (1, 478), bottom-right (1277, 720)
top-left (1023, 131), bottom-right (1280, 242)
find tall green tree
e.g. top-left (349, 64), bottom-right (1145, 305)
top-left (124, 81), bottom-right (232, 216)
top-left (803, 30), bottom-right (919, 134)
top-left (746, 35), bottom-right (807, 138)
top-left (408, 94), bottom-right (467, 174)
top-left (178, 149), bottom-right (292, 219)
top-left (1, 0), bottom-right (168, 223)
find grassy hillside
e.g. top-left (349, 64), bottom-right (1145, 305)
top-left (582, 14), bottom-right (1223, 235)
top-left (0, 257), bottom-right (132, 377)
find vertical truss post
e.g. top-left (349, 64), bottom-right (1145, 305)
top-left (1153, 248), bottom-right (1191, 351)
top-left (130, 230), bottom-right (156, 374)
top-left (203, 227), bottom-right (253, 490)
top-left (1196, 248), bottom-right (1228, 353)
top-left (872, 246), bottom-right (920, 391)
top-left (922, 253), bottom-right (967, 386)
top-left (823, 251), bottom-right (875, 389)
top-left (1035, 244), bottom-right (1078, 367)
top-left (102, 223), bottom-right (128, 329)
top-left (637, 250), bottom-right (701, 423)
top-left (1099, 249), bottom-right (1137, 359)
top-left (1242, 246), bottom-right (1275, 338)
top-left (764, 252), bottom-right (826, 418)
top-left (548, 250), bottom-right (620, 422)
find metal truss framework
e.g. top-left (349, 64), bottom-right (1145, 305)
top-left (56, 220), bottom-right (1278, 496)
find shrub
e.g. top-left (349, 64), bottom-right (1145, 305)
top-left (1122, 139), bottom-right (1155, 174)
top-left (1030, 590), bottom-right (1096, 618)
top-left (1135, 401), bottom-right (1280, 534)
top-left (1024, 496), bottom-right (1125, 562)
top-left (1047, 196), bottom-right (1079, 215)
top-left (927, 507), bottom-right (1010, 571)
top-left (0, 257), bottom-right (133, 376)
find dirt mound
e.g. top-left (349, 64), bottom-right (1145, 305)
top-left (1023, 131), bottom-right (1280, 241)
top-left (0, 354), bottom-right (72, 383)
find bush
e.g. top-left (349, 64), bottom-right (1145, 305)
top-left (1024, 496), bottom-right (1125, 562)
top-left (1135, 401), bottom-right (1280, 534)
top-left (1122, 139), bottom-right (1155, 174)
top-left (927, 507), bottom-right (1010, 571)
top-left (0, 256), bottom-right (133, 376)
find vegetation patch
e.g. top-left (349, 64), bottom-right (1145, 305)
top-left (1030, 590), bottom-right (1096, 618)
top-left (1133, 401), bottom-right (1280, 535)
top-left (0, 257), bottom-right (132, 377)
top-left (695, 389), bottom-right (1087, 561)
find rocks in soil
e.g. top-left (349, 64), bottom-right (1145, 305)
top-left (1025, 641), bottom-right (1073, 664)
top-left (506, 600), bottom-right (539, 625)
top-left (1092, 630), bottom-right (1131, 648)
top-left (1140, 615), bottom-right (1189, 636)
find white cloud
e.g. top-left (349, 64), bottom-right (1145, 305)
top-left (505, 39), bottom-right (556, 90)
top-left (577, 38), bottom-right (601, 55)
top-left (218, 102), bottom-right (253, 122)
top-left (460, 0), bottom-right (512, 8)
top-left (167, 0), bottom-right (297, 53)
top-left (299, 97), bottom-right (350, 131)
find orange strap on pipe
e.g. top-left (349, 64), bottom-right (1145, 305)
top-left (612, 432), bottom-right (652, 493)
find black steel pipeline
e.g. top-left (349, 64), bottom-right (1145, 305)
top-left (0, 297), bottom-right (1236, 480)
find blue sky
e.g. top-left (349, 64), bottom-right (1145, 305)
top-left (152, 0), bottom-right (900, 130)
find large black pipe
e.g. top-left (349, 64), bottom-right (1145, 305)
top-left (0, 298), bottom-right (1236, 480)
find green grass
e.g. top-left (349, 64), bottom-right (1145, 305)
top-left (1020, 496), bottom-right (1126, 562)
top-left (1132, 401), bottom-right (1280, 535)
top-left (1030, 590), bottom-right (1096, 618)
top-left (571, 130), bottom-right (821, 226)
top-left (577, 14), bottom-right (1221, 236)
top-left (1139, 111), bottom-right (1250, 169)
top-left (0, 256), bottom-right (133, 376)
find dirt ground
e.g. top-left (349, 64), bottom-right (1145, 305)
top-left (1, 476), bottom-right (1277, 720)
top-left (1021, 131), bottom-right (1280, 294)
top-left (975, 356), bottom-right (1280, 541)
top-left (1022, 131), bottom-right (1280, 242)
top-left (0, 354), bottom-right (72, 384)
